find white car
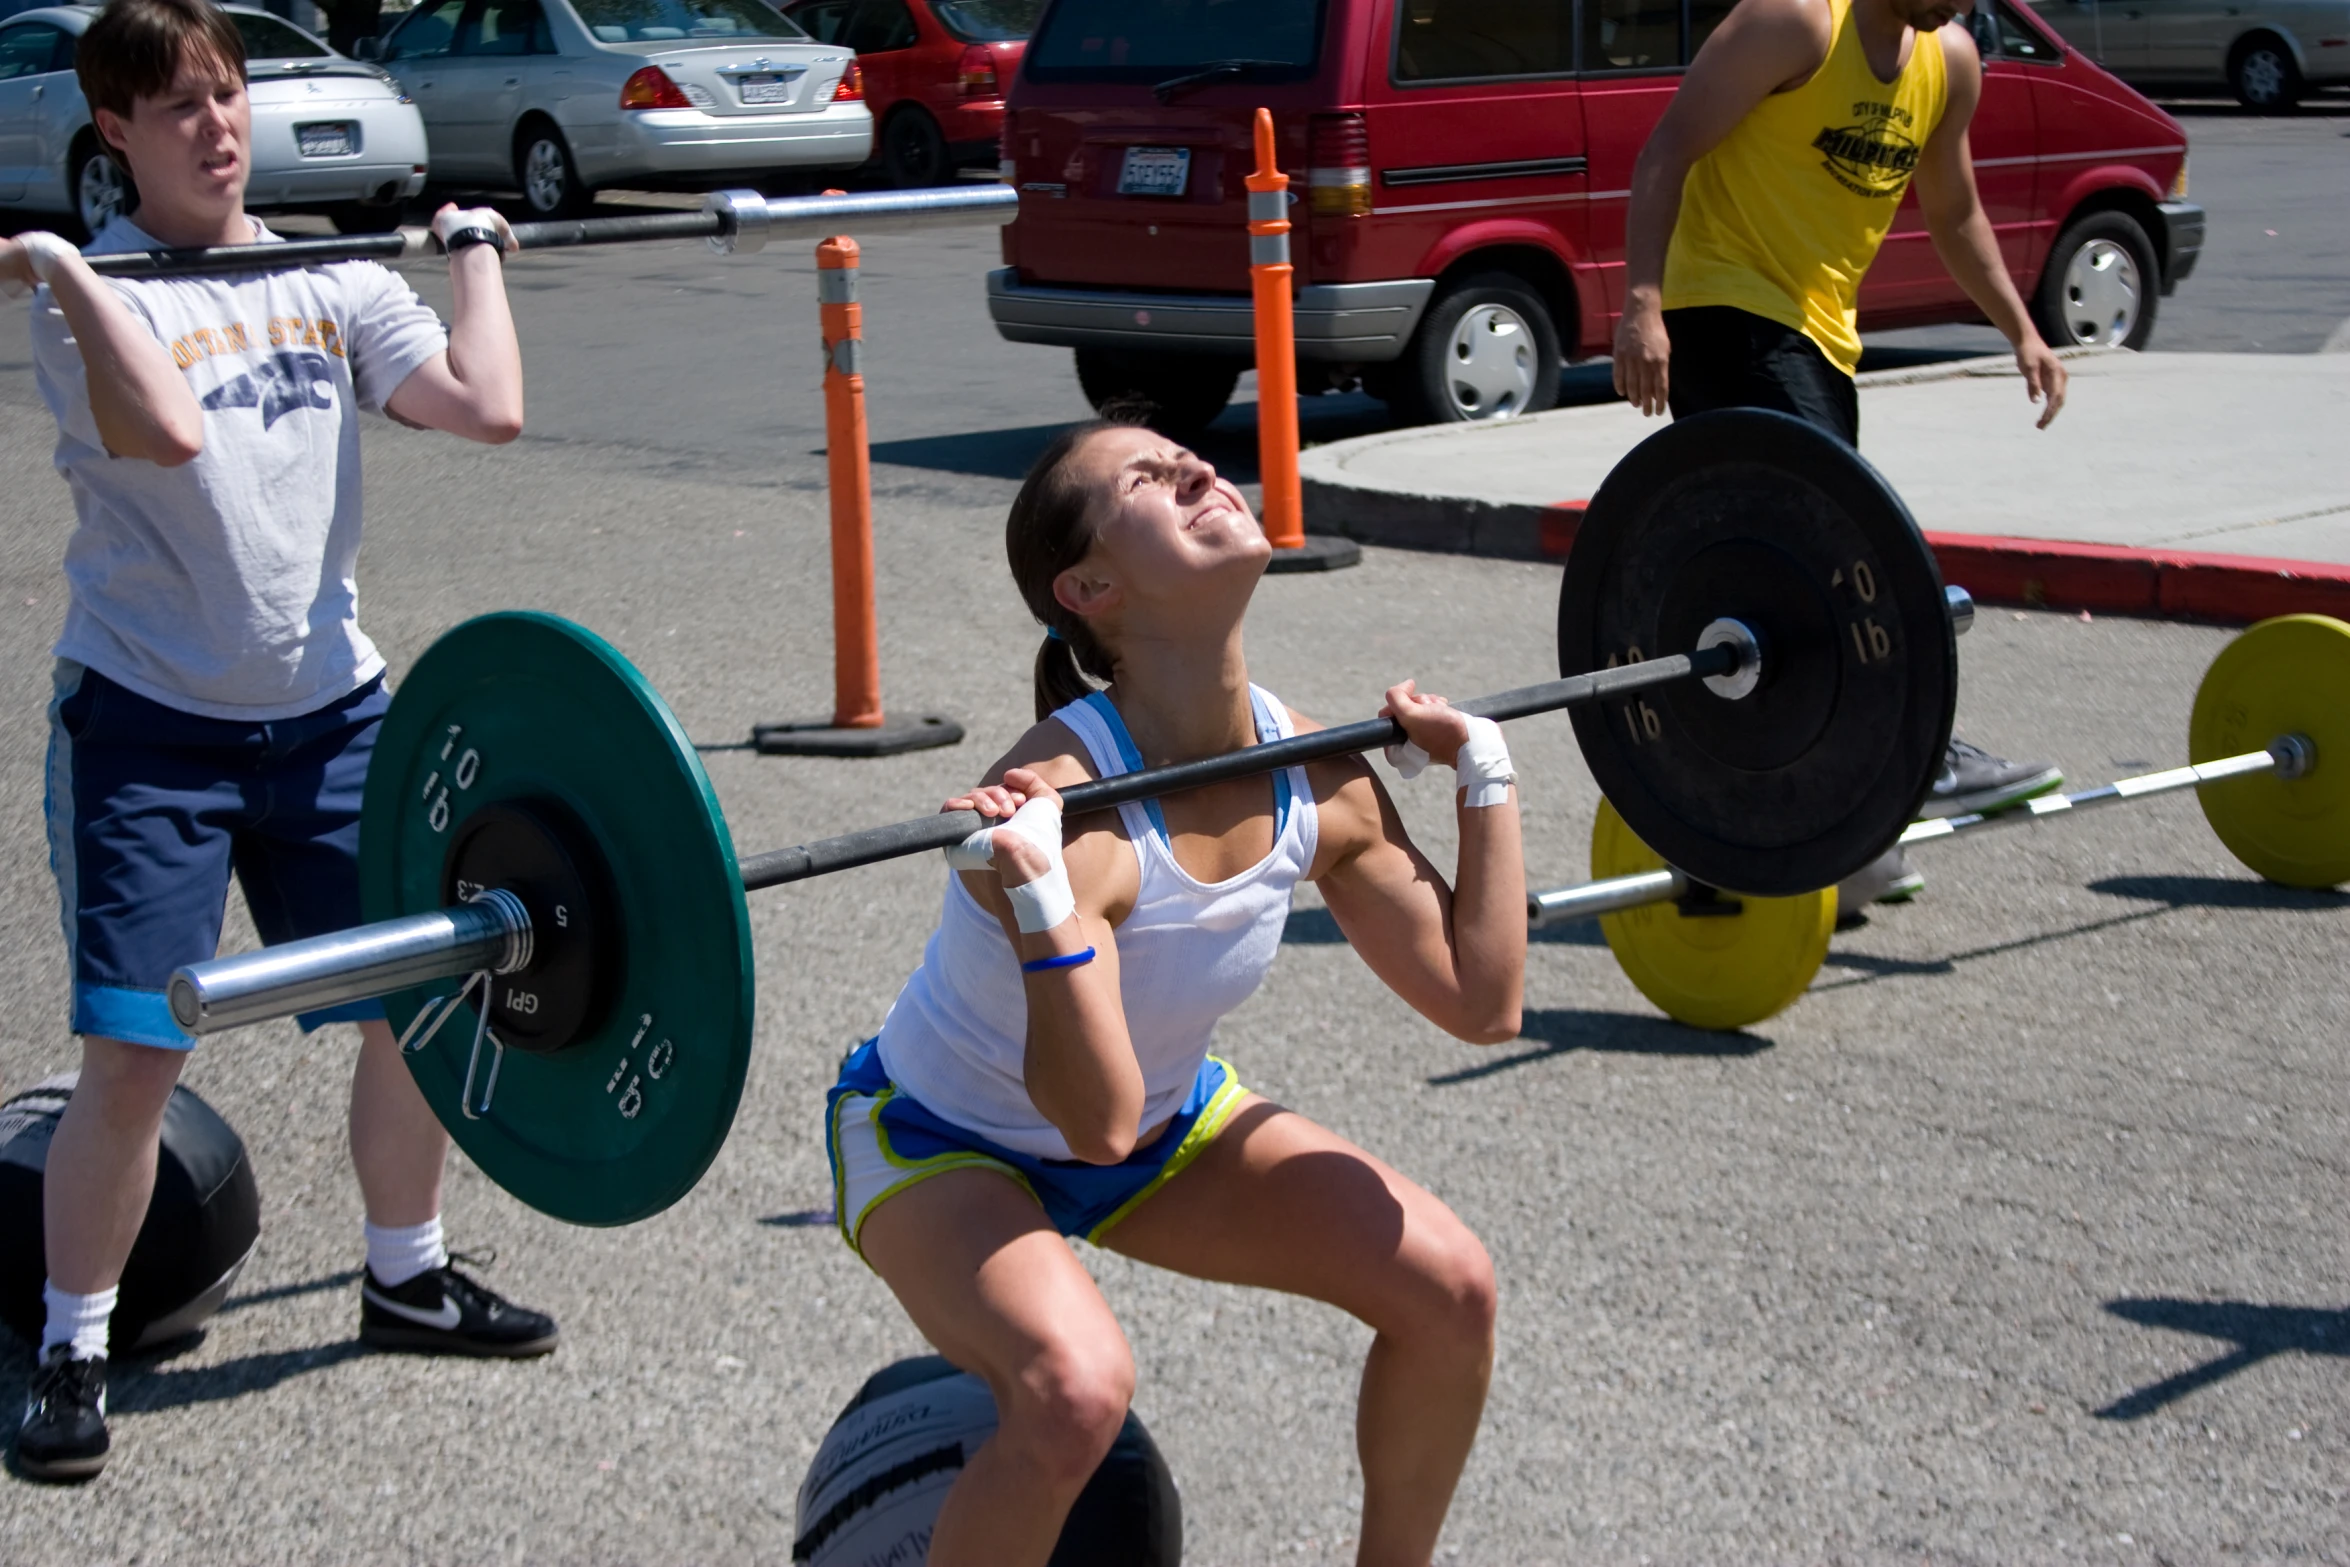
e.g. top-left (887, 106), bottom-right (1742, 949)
top-left (2027, 0), bottom-right (2350, 110)
top-left (370, 0), bottom-right (871, 219)
top-left (0, 4), bottom-right (428, 238)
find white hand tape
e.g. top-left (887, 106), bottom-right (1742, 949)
top-left (1383, 737), bottom-right (1431, 781)
top-left (1455, 714), bottom-right (1515, 808)
top-left (944, 795), bottom-right (1076, 933)
top-left (432, 205), bottom-right (512, 250)
top-left (5, 232), bottom-right (78, 296)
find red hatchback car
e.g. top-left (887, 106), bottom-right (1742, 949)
top-left (782, 0), bottom-right (1037, 184)
top-left (988, 0), bottom-right (2206, 429)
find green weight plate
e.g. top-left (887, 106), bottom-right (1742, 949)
top-left (1591, 798), bottom-right (1833, 1032)
top-left (361, 613), bottom-right (755, 1225)
top-left (1558, 409), bottom-right (1956, 897)
top-left (2189, 613), bottom-right (2350, 889)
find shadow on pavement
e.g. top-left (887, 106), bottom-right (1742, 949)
top-left (759, 1208), bottom-right (833, 1229)
top-left (2095, 1298), bottom-right (2349, 1420)
top-left (1426, 1008), bottom-right (1771, 1085)
top-left (219, 1268), bottom-right (365, 1314)
top-left (0, 1336), bottom-right (369, 1430)
top-left (1283, 906), bottom-right (1606, 948)
top-left (2089, 873), bottom-right (2350, 912)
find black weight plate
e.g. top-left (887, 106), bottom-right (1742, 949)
top-left (1558, 410), bottom-right (1955, 896)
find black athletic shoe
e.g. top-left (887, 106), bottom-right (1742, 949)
top-left (17, 1349), bottom-right (109, 1482)
top-left (358, 1254), bottom-right (559, 1359)
top-left (1921, 738), bottom-right (2063, 820)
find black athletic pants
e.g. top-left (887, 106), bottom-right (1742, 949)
top-left (1663, 305), bottom-right (1859, 447)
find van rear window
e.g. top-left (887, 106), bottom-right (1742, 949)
top-left (1025, 0), bottom-right (1325, 82)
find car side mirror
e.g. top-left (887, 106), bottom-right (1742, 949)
top-left (353, 35), bottom-right (383, 60)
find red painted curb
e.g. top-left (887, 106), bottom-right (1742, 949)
top-left (1923, 532), bottom-right (2350, 625)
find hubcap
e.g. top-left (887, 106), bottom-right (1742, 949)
top-left (78, 155), bottom-right (126, 233)
top-left (524, 139), bottom-right (568, 212)
top-left (1443, 302), bottom-right (1538, 420)
top-left (2061, 238), bottom-right (2140, 346)
top-left (2239, 48), bottom-right (2285, 104)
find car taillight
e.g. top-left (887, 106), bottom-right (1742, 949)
top-left (1307, 112), bottom-right (1371, 219)
top-left (957, 44), bottom-right (998, 97)
top-left (619, 66), bottom-right (692, 110)
top-left (834, 59), bottom-right (864, 101)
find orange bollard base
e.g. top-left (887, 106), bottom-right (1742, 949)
top-left (1264, 535), bottom-right (1364, 573)
top-left (751, 713), bottom-right (965, 757)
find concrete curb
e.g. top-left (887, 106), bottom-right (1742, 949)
top-left (1302, 480), bottom-right (2350, 627)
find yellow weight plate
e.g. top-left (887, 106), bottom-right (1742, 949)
top-left (1591, 798), bottom-right (1835, 1031)
top-left (2188, 613), bottom-right (2350, 888)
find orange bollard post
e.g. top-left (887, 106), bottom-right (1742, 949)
top-left (753, 235), bottom-right (963, 757)
top-left (1248, 108), bottom-right (1358, 574)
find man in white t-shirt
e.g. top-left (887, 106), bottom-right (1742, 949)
top-left (9, 0), bottom-right (556, 1484)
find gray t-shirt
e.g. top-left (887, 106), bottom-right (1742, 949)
top-left (32, 216), bottom-right (448, 720)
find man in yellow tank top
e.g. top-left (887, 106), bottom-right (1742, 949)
top-left (1613, 0), bottom-right (2068, 908)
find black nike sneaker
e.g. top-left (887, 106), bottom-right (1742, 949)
top-left (1922, 738), bottom-right (2063, 819)
top-left (18, 1348), bottom-right (109, 1482)
top-left (358, 1255), bottom-right (559, 1359)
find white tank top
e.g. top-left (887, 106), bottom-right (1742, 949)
top-left (874, 686), bottom-right (1319, 1159)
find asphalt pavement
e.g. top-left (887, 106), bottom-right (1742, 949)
top-left (0, 104), bottom-right (2342, 1567)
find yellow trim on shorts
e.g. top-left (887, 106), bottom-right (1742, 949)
top-left (1085, 1056), bottom-right (1251, 1244)
top-left (832, 1085), bottom-right (1037, 1264)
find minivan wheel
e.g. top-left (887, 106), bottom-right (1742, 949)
top-left (2229, 36), bottom-right (2301, 111)
top-left (516, 121), bottom-right (592, 219)
top-left (1074, 348), bottom-right (1242, 439)
top-left (882, 106), bottom-right (952, 187)
top-left (1390, 273), bottom-right (1560, 425)
top-left (2033, 211), bottom-right (2157, 350)
top-left (70, 138), bottom-right (133, 241)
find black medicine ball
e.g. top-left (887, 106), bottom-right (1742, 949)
top-left (794, 1355), bottom-right (1182, 1566)
top-left (0, 1072), bottom-right (261, 1353)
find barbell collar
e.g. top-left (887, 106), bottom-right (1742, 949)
top-left (1945, 585), bottom-right (1975, 637)
top-left (702, 188), bottom-right (769, 255)
top-left (169, 889), bottom-right (531, 1037)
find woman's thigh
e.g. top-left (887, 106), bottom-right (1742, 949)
top-left (859, 1167), bottom-right (1130, 1385)
top-left (1098, 1095), bottom-right (1492, 1331)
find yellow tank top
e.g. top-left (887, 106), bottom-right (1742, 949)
top-left (1662, 0), bottom-right (1948, 377)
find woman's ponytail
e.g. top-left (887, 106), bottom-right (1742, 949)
top-left (1006, 413), bottom-right (1145, 720)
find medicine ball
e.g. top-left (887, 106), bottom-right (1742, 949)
top-left (793, 1355), bottom-right (1182, 1566)
top-left (0, 1072), bottom-right (261, 1353)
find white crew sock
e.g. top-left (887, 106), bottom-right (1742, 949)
top-left (41, 1282), bottom-right (117, 1361)
top-left (364, 1217), bottom-right (448, 1287)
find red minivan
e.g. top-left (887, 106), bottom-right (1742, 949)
top-left (987, 0), bottom-right (2205, 429)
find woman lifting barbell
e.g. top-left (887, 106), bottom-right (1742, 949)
top-left (824, 417), bottom-right (1524, 1567)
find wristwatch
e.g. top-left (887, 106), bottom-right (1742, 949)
top-left (441, 225), bottom-right (504, 256)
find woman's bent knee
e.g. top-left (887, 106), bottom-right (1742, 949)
top-left (1002, 1339), bottom-right (1136, 1488)
top-left (1385, 1218), bottom-right (1498, 1354)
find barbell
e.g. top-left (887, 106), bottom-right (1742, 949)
top-left (168, 409), bottom-right (1966, 1225)
top-left (77, 185), bottom-right (1018, 279)
top-left (1524, 612), bottom-right (2350, 1031)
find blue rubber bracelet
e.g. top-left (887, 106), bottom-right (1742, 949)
top-left (1021, 946), bottom-right (1096, 974)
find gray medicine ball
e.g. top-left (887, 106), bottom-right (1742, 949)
top-left (793, 1355), bottom-right (1182, 1566)
top-left (0, 1073), bottom-right (261, 1353)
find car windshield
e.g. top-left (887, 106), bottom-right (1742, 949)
top-left (1024, 0), bottom-right (1322, 81)
top-left (930, 0), bottom-right (1040, 42)
top-left (571, 0), bottom-right (808, 42)
top-left (231, 10), bottom-right (332, 59)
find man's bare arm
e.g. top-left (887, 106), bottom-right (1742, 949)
top-left (1914, 26), bottom-right (2067, 427)
top-left (2, 239), bottom-right (202, 465)
top-left (1613, 0), bottom-right (1833, 415)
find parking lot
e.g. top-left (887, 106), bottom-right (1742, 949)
top-left (0, 90), bottom-right (2343, 1565)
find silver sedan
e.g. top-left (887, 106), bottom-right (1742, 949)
top-left (2027, 0), bottom-right (2350, 110)
top-left (0, 4), bottom-right (428, 238)
top-left (372, 0), bottom-right (872, 218)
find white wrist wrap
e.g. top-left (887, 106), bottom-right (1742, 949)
top-left (1384, 715), bottom-right (1515, 807)
top-left (1454, 715), bottom-right (1515, 808)
top-left (5, 232), bottom-right (77, 297)
top-left (945, 796), bottom-right (1076, 933)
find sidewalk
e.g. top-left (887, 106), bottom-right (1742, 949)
top-left (1298, 350), bottom-right (2350, 622)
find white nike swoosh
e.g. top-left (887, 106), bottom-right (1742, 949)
top-left (364, 1285), bottom-right (462, 1332)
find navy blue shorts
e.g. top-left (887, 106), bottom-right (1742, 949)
top-left (44, 661), bottom-right (391, 1049)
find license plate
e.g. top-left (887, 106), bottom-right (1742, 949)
top-left (736, 71), bottom-right (801, 105)
top-left (296, 122), bottom-right (353, 158)
top-left (1117, 146), bottom-right (1191, 198)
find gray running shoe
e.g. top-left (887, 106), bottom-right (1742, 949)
top-left (1836, 845), bottom-right (1925, 923)
top-left (1921, 738), bottom-right (2063, 820)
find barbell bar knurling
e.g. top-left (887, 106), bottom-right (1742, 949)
top-left (80, 185), bottom-right (1019, 280)
top-left (172, 640), bottom-right (1750, 1037)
